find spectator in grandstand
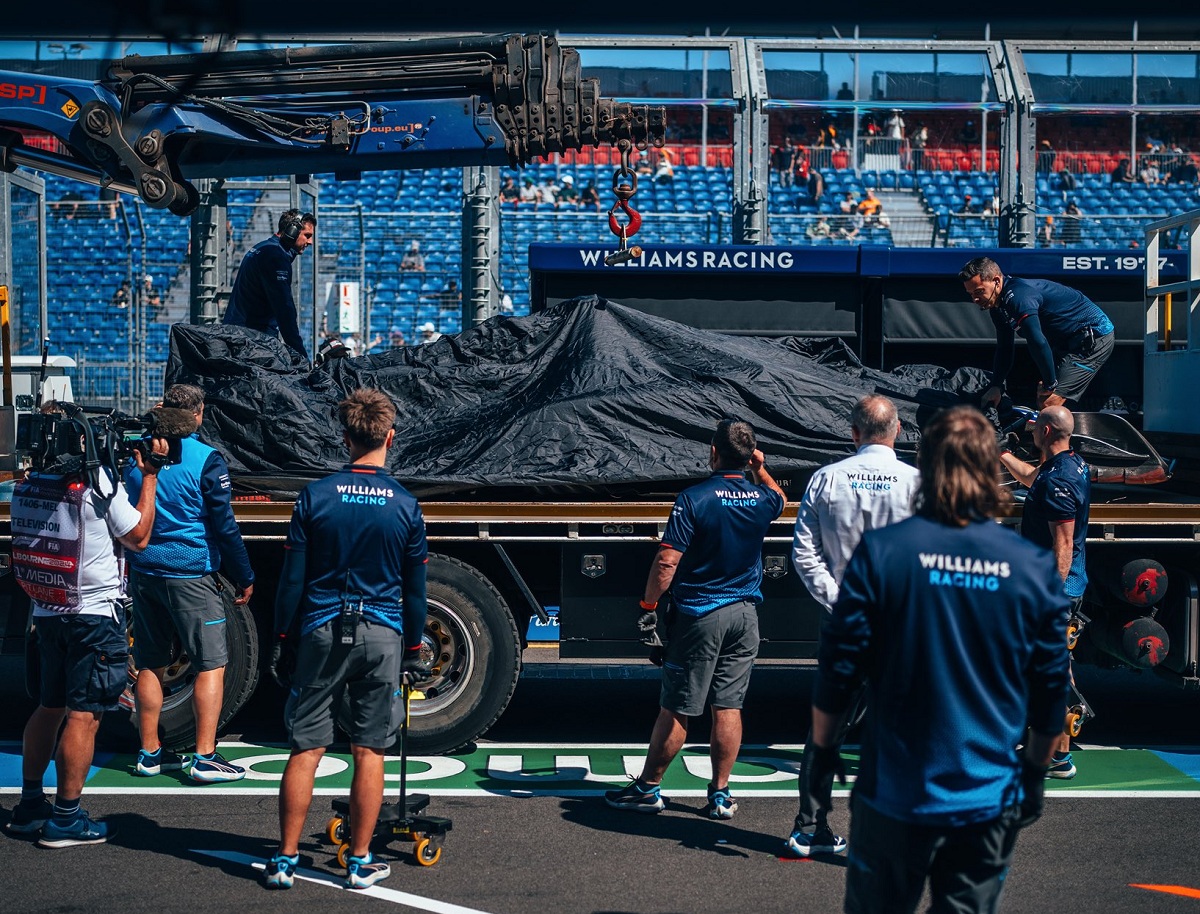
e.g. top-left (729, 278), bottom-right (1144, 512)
top-left (998, 404), bottom-right (1089, 783)
top-left (837, 213), bottom-right (863, 240)
top-left (262, 388), bottom-right (429, 891)
top-left (499, 176), bottom-right (520, 203)
top-left (557, 174), bottom-right (579, 207)
top-left (400, 240), bottom-right (425, 272)
top-left (836, 81), bottom-right (853, 101)
top-left (1057, 169), bottom-right (1077, 197)
top-left (909, 124), bottom-right (928, 170)
top-left (958, 120), bottom-right (979, 144)
top-left (604, 419), bottom-right (785, 822)
top-left (1037, 139), bottom-right (1056, 174)
top-left (960, 255), bottom-right (1115, 410)
top-left (1111, 158), bottom-right (1136, 184)
top-left (838, 191), bottom-right (858, 214)
top-left (438, 278), bottom-right (461, 312)
top-left (814, 405), bottom-right (1069, 914)
top-left (885, 109), bottom-right (905, 141)
top-left (816, 120), bottom-right (838, 149)
top-left (1167, 155), bottom-right (1198, 184)
top-left (635, 154), bottom-right (655, 177)
top-left (222, 209), bottom-right (316, 361)
top-left (519, 175), bottom-right (542, 203)
top-left (500, 290), bottom-right (514, 314)
top-left (1140, 158), bottom-right (1161, 185)
top-left (59, 189), bottom-right (86, 220)
top-left (806, 168), bottom-right (825, 203)
top-left (793, 150), bottom-right (811, 186)
top-left (418, 322), bottom-right (442, 344)
top-left (807, 215), bottom-right (832, 239)
top-left (653, 149), bottom-right (675, 184)
top-left (1060, 201), bottom-right (1083, 246)
top-left (1041, 215), bottom-right (1056, 246)
top-left (784, 395), bottom-right (919, 859)
top-left (110, 279), bottom-right (131, 310)
top-left (126, 383), bottom-right (254, 787)
top-left (580, 180), bottom-right (602, 211)
top-left (389, 328), bottom-right (407, 349)
top-left (957, 194), bottom-right (978, 215)
top-left (876, 206), bottom-right (891, 230)
top-left (539, 177), bottom-right (560, 206)
top-left (773, 138), bottom-right (798, 187)
top-left (857, 189), bottom-right (882, 224)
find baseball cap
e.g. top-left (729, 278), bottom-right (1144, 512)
top-left (420, 322), bottom-right (436, 332)
top-left (561, 174), bottom-right (574, 184)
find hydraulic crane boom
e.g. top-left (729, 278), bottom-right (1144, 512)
top-left (0, 33), bottom-right (666, 215)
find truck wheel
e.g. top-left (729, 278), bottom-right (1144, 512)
top-left (103, 579), bottom-right (260, 751)
top-left (408, 555), bottom-right (521, 755)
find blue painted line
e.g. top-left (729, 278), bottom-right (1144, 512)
top-left (1152, 750), bottom-right (1200, 782)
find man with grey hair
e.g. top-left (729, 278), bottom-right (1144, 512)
top-left (784, 394), bottom-right (920, 857)
top-left (959, 256), bottom-right (1114, 410)
top-left (124, 383), bottom-right (255, 784)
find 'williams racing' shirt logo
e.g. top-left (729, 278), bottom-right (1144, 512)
top-left (845, 471), bottom-right (899, 492)
top-left (919, 552), bottom-right (1011, 592)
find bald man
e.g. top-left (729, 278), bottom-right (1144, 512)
top-left (999, 405), bottom-right (1089, 778)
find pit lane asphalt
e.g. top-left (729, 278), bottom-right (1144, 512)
top-left (2, 660), bottom-right (1199, 913)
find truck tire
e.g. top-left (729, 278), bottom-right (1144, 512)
top-left (102, 580), bottom-right (260, 751)
top-left (409, 555), bottom-right (521, 755)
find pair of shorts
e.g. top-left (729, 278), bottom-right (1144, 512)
top-left (660, 600), bottom-right (759, 716)
top-left (36, 613), bottom-right (128, 713)
top-left (130, 570), bottom-right (230, 673)
top-left (285, 620), bottom-right (403, 751)
top-left (1054, 329), bottom-right (1114, 404)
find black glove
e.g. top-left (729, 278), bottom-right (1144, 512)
top-left (269, 636), bottom-right (296, 689)
top-left (807, 743), bottom-right (848, 817)
top-left (1017, 758), bottom-right (1046, 828)
top-left (636, 609), bottom-right (659, 644)
top-left (996, 430), bottom-right (1020, 454)
top-left (401, 645), bottom-right (432, 686)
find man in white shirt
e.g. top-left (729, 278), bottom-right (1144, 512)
top-left (8, 418), bottom-right (167, 847)
top-left (784, 394), bottom-right (920, 857)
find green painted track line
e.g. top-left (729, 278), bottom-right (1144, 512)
top-left (2, 743), bottom-right (1198, 797)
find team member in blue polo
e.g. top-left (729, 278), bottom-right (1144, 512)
top-left (264, 388), bottom-right (428, 891)
top-left (811, 406), bottom-right (1071, 914)
top-left (125, 384), bottom-right (255, 784)
top-left (1000, 404), bottom-right (1090, 780)
top-left (606, 418), bottom-right (786, 820)
top-left (960, 256), bottom-right (1115, 410)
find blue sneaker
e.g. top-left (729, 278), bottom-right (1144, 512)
top-left (1047, 752), bottom-right (1077, 780)
top-left (6, 796), bottom-right (53, 835)
top-left (346, 853), bottom-right (390, 889)
top-left (264, 853), bottom-right (299, 889)
top-left (706, 783), bottom-right (738, 820)
top-left (37, 812), bottom-right (112, 848)
top-left (189, 751), bottom-right (246, 783)
top-left (785, 824), bottom-right (848, 857)
top-left (604, 779), bottom-right (666, 813)
top-left (136, 747), bottom-right (189, 777)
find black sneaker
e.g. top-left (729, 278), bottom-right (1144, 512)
top-left (785, 824), bottom-right (848, 857)
top-left (6, 796), bottom-right (53, 835)
top-left (346, 853), bottom-right (391, 889)
top-left (136, 748), bottom-right (189, 777)
top-left (189, 751), bottom-right (246, 783)
top-left (604, 779), bottom-right (666, 813)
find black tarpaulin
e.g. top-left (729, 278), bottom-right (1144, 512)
top-left (165, 296), bottom-right (991, 499)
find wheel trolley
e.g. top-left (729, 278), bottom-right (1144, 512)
top-left (326, 684), bottom-right (452, 867)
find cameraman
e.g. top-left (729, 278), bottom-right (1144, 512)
top-left (7, 407), bottom-right (168, 847)
top-left (263, 389), bottom-right (428, 891)
top-left (123, 384), bottom-right (255, 784)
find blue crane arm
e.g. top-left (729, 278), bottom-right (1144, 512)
top-left (0, 33), bottom-right (665, 215)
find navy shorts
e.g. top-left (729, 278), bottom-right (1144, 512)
top-left (1054, 329), bottom-right (1114, 405)
top-left (130, 570), bottom-right (230, 673)
top-left (36, 613), bottom-right (129, 713)
top-left (660, 600), bottom-right (759, 716)
top-left (285, 621), bottom-right (403, 751)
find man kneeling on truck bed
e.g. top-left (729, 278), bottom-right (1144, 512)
top-left (605, 418), bottom-right (785, 820)
top-left (264, 388), bottom-right (430, 890)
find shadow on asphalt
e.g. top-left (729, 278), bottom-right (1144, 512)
top-left (557, 797), bottom-right (849, 869)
